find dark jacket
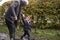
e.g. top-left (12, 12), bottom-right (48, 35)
top-left (21, 14), bottom-right (31, 31)
top-left (5, 1), bottom-right (21, 23)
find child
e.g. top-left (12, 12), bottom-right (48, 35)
top-left (20, 14), bottom-right (31, 40)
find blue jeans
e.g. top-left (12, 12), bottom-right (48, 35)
top-left (20, 30), bottom-right (31, 40)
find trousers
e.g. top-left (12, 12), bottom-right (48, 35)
top-left (5, 19), bottom-right (17, 40)
top-left (20, 30), bottom-right (31, 40)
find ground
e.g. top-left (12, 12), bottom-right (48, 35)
top-left (0, 25), bottom-right (60, 40)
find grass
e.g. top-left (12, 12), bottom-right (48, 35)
top-left (0, 25), bottom-right (60, 40)
top-left (31, 29), bottom-right (60, 40)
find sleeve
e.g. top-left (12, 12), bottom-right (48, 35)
top-left (10, 2), bottom-right (17, 19)
top-left (11, 7), bottom-right (16, 17)
top-left (20, 13), bottom-right (27, 24)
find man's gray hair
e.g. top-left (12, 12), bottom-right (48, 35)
top-left (21, 0), bottom-right (29, 5)
top-left (13, 0), bottom-right (29, 6)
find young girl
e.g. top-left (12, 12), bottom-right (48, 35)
top-left (20, 14), bottom-right (31, 40)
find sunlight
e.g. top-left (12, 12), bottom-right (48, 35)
top-left (0, 0), bottom-right (12, 6)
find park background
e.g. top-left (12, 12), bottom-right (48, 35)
top-left (0, 0), bottom-right (60, 40)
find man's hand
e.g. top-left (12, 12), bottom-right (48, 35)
top-left (15, 16), bottom-right (17, 20)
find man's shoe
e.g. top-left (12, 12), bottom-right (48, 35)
top-left (10, 38), bottom-right (14, 40)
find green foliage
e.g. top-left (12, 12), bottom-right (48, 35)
top-left (0, 0), bottom-right (60, 29)
top-left (22, 0), bottom-right (60, 29)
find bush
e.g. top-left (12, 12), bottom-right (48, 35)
top-left (0, 0), bottom-right (60, 29)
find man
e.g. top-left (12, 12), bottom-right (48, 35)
top-left (5, 1), bottom-right (19, 40)
top-left (5, 0), bottom-right (29, 40)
